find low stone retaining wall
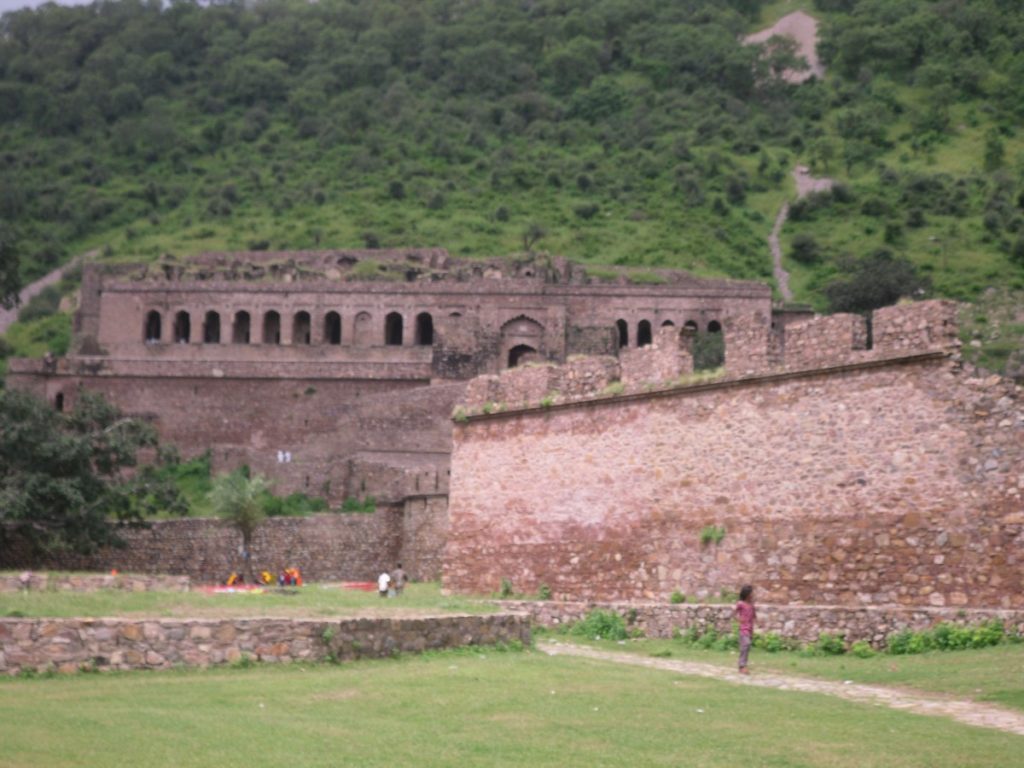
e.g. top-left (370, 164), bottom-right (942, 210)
top-left (0, 572), bottom-right (191, 594)
top-left (0, 613), bottom-right (529, 675)
top-left (499, 600), bottom-right (1024, 648)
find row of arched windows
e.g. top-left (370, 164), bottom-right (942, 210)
top-left (615, 318), bottom-right (721, 349)
top-left (144, 309), bottom-right (435, 347)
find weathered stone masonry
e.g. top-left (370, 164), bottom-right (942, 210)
top-left (0, 613), bottom-right (531, 675)
top-left (444, 301), bottom-right (1023, 609)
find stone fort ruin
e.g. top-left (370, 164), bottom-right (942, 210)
top-left (5, 251), bottom-right (1021, 611)
top-left (7, 249), bottom-right (770, 512)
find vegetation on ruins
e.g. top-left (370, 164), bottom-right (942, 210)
top-left (0, 388), bottom-right (185, 554)
top-left (0, 0), bottom-right (1023, 376)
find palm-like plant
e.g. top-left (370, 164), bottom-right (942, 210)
top-left (209, 470), bottom-right (269, 584)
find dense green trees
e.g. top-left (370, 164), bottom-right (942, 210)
top-left (0, 389), bottom-right (184, 554)
top-left (0, 0), bottom-right (1020, 310)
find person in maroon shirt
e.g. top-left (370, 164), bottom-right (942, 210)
top-left (734, 584), bottom-right (756, 675)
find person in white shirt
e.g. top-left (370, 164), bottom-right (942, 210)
top-left (377, 571), bottom-right (391, 598)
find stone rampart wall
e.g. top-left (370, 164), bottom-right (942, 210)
top-left (0, 572), bottom-right (190, 593)
top-left (445, 354), bottom-right (1023, 608)
top-left (0, 512), bottom-right (404, 584)
top-left (499, 600), bottom-right (1024, 648)
top-left (0, 613), bottom-right (530, 675)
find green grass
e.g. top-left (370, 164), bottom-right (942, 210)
top-left (0, 649), bottom-right (1021, 767)
top-left (0, 581), bottom-right (493, 620)
top-left (554, 636), bottom-right (1024, 712)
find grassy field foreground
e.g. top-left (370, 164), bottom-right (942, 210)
top-left (1, 649), bottom-right (1021, 768)
top-left (0, 581), bottom-right (492, 620)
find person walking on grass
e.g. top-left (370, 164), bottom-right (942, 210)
top-left (734, 584), bottom-right (756, 675)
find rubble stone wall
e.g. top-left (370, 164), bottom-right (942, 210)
top-left (0, 572), bottom-right (190, 593)
top-left (0, 512), bottom-right (406, 584)
top-left (444, 352), bottom-right (1023, 608)
top-left (0, 613), bottom-right (531, 675)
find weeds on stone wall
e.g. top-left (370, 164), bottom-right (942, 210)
top-left (339, 496), bottom-right (376, 514)
top-left (669, 591), bottom-right (686, 604)
top-left (498, 578), bottom-right (514, 598)
top-left (451, 406), bottom-right (469, 423)
top-left (699, 525), bottom-right (726, 546)
top-left (537, 584), bottom-right (551, 600)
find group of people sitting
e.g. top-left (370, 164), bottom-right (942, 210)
top-left (224, 567), bottom-right (303, 587)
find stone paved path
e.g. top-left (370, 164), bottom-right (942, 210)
top-left (538, 641), bottom-right (1024, 737)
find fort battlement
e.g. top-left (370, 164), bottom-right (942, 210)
top-left (458, 300), bottom-right (960, 413)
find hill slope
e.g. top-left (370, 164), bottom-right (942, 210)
top-left (0, 0), bottom-right (1022, 374)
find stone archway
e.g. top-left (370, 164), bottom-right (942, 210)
top-left (500, 315), bottom-right (544, 369)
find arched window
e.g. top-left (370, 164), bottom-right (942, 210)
top-left (661, 319), bottom-right (675, 327)
top-left (708, 320), bottom-right (722, 333)
top-left (263, 311), bottom-right (281, 344)
top-left (233, 311), bottom-right (251, 344)
top-left (684, 320), bottom-right (699, 332)
top-left (203, 311), bottom-right (221, 344)
top-left (293, 311), bottom-right (311, 345)
top-left (637, 320), bottom-right (653, 347)
top-left (415, 312), bottom-right (434, 345)
top-left (616, 319), bottom-right (628, 349)
top-left (324, 312), bottom-right (342, 345)
top-left (144, 310), bottom-right (162, 343)
top-left (385, 312), bottom-right (403, 346)
top-left (173, 311), bottom-right (191, 344)
top-left (54, 393), bottom-right (64, 412)
top-left (508, 344), bottom-right (537, 368)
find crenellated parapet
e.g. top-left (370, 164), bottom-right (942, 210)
top-left (458, 300), bottom-right (962, 415)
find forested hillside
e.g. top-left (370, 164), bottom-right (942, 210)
top-left (0, 0), bottom-right (1022, 373)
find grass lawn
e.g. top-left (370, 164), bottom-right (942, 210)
top-left (0, 581), bottom-right (494, 620)
top-left (551, 635), bottom-right (1024, 712)
top-left (1, 649), bottom-right (1021, 768)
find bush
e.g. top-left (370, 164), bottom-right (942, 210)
top-left (669, 590), bottom-right (686, 604)
top-left (699, 525), bottom-right (726, 546)
top-left (339, 496), bottom-right (376, 514)
top-left (790, 233), bottom-right (821, 265)
top-left (849, 640), bottom-right (876, 658)
top-left (537, 584), bottom-right (551, 600)
top-left (809, 633), bottom-right (846, 656)
top-left (754, 633), bottom-right (785, 653)
top-left (570, 609), bottom-right (628, 641)
top-left (498, 578), bottom-right (514, 598)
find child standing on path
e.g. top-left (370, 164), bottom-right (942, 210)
top-left (734, 585), bottom-right (756, 675)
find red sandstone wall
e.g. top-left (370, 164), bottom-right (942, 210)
top-left (443, 356), bottom-right (1023, 608)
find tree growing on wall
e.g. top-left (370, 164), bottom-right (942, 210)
top-left (0, 389), bottom-right (185, 554)
top-left (210, 469), bottom-right (269, 584)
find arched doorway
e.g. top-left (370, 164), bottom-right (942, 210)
top-left (233, 311), bottom-right (251, 344)
top-left (385, 312), bottom-right (404, 346)
top-left (173, 311), bottom-right (191, 343)
top-left (637, 320), bottom-right (653, 347)
top-left (415, 312), bottom-right (434, 345)
top-left (293, 311), bottom-right (311, 344)
top-left (501, 315), bottom-right (544, 369)
top-left (203, 311), bottom-right (221, 344)
top-left (263, 311), bottom-right (281, 344)
top-left (144, 310), bottom-right (162, 343)
top-left (615, 319), bottom-right (628, 348)
top-left (508, 344), bottom-right (538, 368)
top-left (324, 312), bottom-right (342, 345)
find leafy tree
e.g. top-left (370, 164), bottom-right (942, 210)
top-left (210, 470), bottom-right (270, 583)
top-left (0, 220), bottom-right (19, 309)
top-left (824, 249), bottom-right (930, 313)
top-left (0, 389), bottom-right (185, 554)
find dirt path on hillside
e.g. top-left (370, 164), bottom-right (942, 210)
top-left (744, 10), bottom-right (825, 84)
top-left (771, 166), bottom-right (835, 302)
top-left (0, 253), bottom-right (91, 336)
top-left (539, 641), bottom-right (1024, 737)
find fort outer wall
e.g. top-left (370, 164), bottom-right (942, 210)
top-left (0, 498), bottom-right (449, 584)
top-left (442, 301), bottom-right (1024, 609)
